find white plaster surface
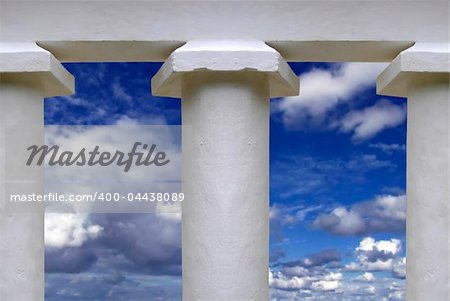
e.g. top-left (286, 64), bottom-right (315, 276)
top-left (181, 72), bottom-right (270, 301)
top-left (406, 82), bottom-right (450, 301)
top-left (152, 40), bottom-right (299, 98)
top-left (0, 79), bottom-right (45, 301)
top-left (1, 1), bottom-right (447, 62)
top-left (0, 43), bottom-right (73, 301)
top-left (0, 1), bottom-right (448, 300)
top-left (152, 41), bottom-right (299, 300)
top-left (377, 44), bottom-right (450, 301)
top-left (0, 43), bottom-right (74, 97)
top-left (377, 43), bottom-right (450, 97)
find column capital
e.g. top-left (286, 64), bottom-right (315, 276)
top-left (377, 43), bottom-right (450, 97)
top-left (0, 43), bottom-right (74, 97)
top-left (151, 40), bottom-right (299, 98)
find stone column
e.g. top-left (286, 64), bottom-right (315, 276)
top-left (0, 43), bottom-right (74, 301)
top-left (152, 40), bottom-right (299, 301)
top-left (377, 43), bottom-right (450, 301)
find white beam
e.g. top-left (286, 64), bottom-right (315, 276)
top-left (0, 1), bottom-right (447, 62)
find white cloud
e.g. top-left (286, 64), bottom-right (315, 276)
top-left (270, 269), bottom-right (343, 293)
top-left (392, 257), bottom-right (406, 279)
top-left (346, 237), bottom-right (402, 272)
top-left (277, 63), bottom-right (387, 129)
top-left (317, 206), bottom-right (366, 235)
top-left (358, 272), bottom-right (375, 282)
top-left (312, 272), bottom-right (343, 292)
top-left (44, 118), bottom-right (182, 214)
top-left (389, 290), bottom-right (405, 300)
top-left (270, 204), bottom-right (324, 226)
top-left (275, 63), bottom-right (407, 142)
top-left (313, 194), bottom-right (406, 235)
top-left (339, 100), bottom-right (406, 142)
top-left (311, 279), bottom-right (341, 292)
top-left (45, 213), bottom-right (103, 248)
top-left (269, 240), bottom-right (405, 301)
top-left (369, 143), bottom-right (406, 154)
top-left (270, 269), bottom-right (309, 290)
top-left (357, 237), bottom-right (401, 254)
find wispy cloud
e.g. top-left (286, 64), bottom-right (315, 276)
top-left (271, 154), bottom-right (396, 199)
top-left (277, 63), bottom-right (386, 128)
top-left (274, 63), bottom-right (406, 142)
top-left (369, 143), bottom-right (406, 155)
top-left (339, 100), bottom-right (406, 142)
top-left (45, 63), bottom-right (181, 126)
top-left (270, 204), bottom-right (324, 226)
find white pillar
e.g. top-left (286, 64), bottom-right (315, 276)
top-left (152, 40), bottom-right (299, 301)
top-left (182, 72), bottom-right (269, 300)
top-left (0, 43), bottom-right (74, 301)
top-left (377, 43), bottom-right (450, 301)
top-left (0, 78), bottom-right (45, 300)
top-left (407, 81), bottom-right (449, 300)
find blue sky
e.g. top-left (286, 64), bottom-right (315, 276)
top-left (44, 62), bottom-right (407, 301)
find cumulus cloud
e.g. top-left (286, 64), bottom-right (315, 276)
top-left (45, 271), bottom-right (182, 301)
top-left (270, 269), bottom-right (343, 293)
top-left (358, 237), bottom-right (401, 256)
top-left (346, 237), bottom-right (402, 272)
top-left (313, 194), bottom-right (406, 235)
top-left (43, 63), bottom-right (182, 300)
top-left (45, 213), bottom-right (103, 248)
top-left (270, 270), bottom-right (309, 291)
top-left (45, 213), bottom-right (181, 277)
top-left (269, 241), bottom-right (405, 301)
top-left (43, 117), bottom-right (182, 215)
top-left (112, 80), bottom-right (133, 104)
top-left (45, 63), bottom-right (181, 125)
top-left (357, 272), bottom-right (376, 282)
top-left (392, 257), bottom-right (406, 279)
top-left (270, 249), bottom-right (343, 299)
top-left (339, 100), bottom-right (406, 142)
top-left (42, 123), bottom-right (182, 283)
top-left (314, 207), bottom-right (366, 236)
top-left (90, 213), bottom-right (182, 275)
top-left (389, 290), bottom-right (405, 300)
top-left (280, 249), bottom-right (341, 276)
